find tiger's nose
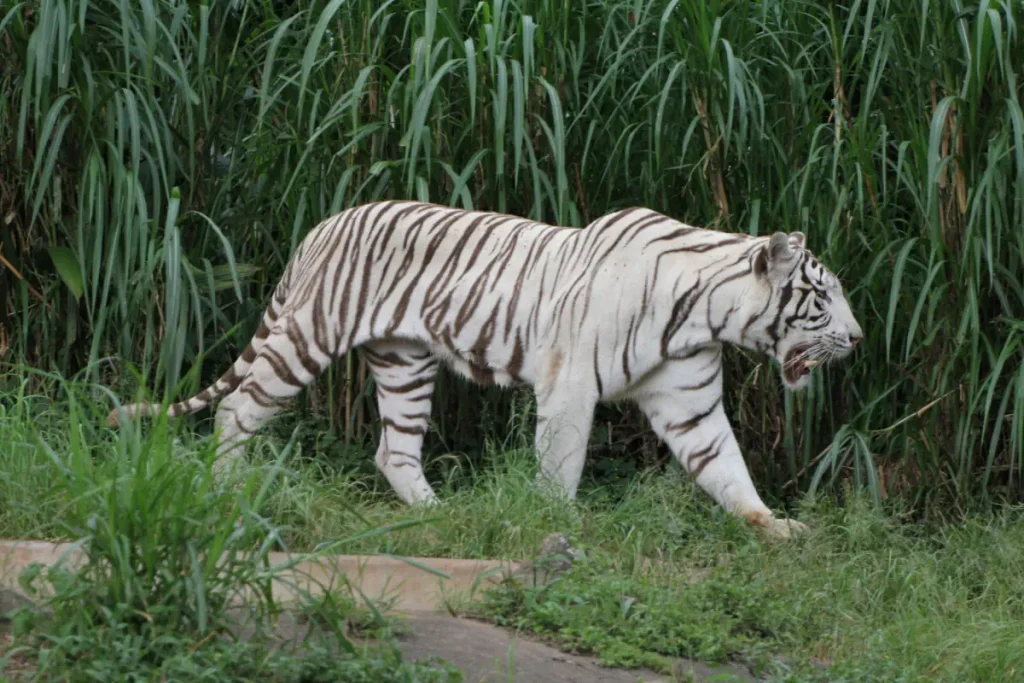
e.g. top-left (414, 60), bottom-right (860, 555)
top-left (848, 332), bottom-right (862, 347)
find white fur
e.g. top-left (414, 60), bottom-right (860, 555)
top-left (110, 203), bottom-right (862, 539)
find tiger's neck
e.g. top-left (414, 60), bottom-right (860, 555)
top-left (655, 256), bottom-right (759, 359)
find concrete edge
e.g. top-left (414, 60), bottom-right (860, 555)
top-left (0, 539), bottom-right (522, 615)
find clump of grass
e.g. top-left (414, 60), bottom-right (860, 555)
top-left (0, 381), bottom-right (457, 681)
top-left (479, 552), bottom-right (797, 673)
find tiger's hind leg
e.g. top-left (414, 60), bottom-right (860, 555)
top-left (212, 315), bottom-right (335, 476)
top-left (532, 351), bottom-right (599, 500)
top-left (361, 340), bottom-right (439, 505)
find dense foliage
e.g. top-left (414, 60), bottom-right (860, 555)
top-left (2, 0), bottom-right (1023, 507)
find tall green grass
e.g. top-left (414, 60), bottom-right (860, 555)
top-left (0, 378), bottom-right (457, 680)
top-left (2, 0), bottom-right (1023, 508)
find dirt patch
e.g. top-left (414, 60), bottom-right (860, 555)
top-left (381, 614), bottom-right (755, 683)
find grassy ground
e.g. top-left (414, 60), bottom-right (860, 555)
top-left (2, 388), bottom-right (1024, 682)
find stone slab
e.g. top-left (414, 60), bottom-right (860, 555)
top-left (0, 539), bottom-right (518, 614)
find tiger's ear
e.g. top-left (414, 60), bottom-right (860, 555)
top-left (788, 232), bottom-right (806, 249)
top-left (754, 231), bottom-right (795, 277)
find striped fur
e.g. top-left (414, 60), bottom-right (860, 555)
top-left (108, 201), bottom-right (862, 539)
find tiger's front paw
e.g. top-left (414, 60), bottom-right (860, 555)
top-left (762, 516), bottom-right (809, 540)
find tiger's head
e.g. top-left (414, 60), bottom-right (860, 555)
top-left (743, 231), bottom-right (862, 391)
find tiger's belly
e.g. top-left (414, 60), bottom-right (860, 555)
top-left (427, 344), bottom-right (523, 388)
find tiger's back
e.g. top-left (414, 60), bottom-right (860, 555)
top-left (285, 200), bottom-right (579, 388)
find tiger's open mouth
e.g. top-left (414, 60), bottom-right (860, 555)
top-left (782, 343), bottom-right (819, 384)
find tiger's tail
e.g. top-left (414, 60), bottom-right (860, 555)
top-left (106, 277), bottom-right (291, 429)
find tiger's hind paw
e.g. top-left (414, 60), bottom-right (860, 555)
top-left (762, 516), bottom-right (809, 540)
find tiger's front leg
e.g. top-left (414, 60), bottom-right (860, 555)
top-left (633, 354), bottom-right (807, 540)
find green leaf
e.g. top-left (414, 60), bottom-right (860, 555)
top-left (47, 246), bottom-right (84, 300)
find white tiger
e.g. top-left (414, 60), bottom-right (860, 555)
top-left (108, 201), bottom-right (862, 539)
